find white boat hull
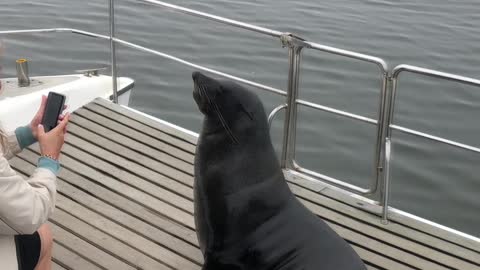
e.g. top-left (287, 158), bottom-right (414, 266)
top-left (0, 74), bottom-right (134, 132)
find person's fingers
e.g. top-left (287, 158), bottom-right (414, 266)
top-left (37, 124), bottom-right (46, 137)
top-left (52, 113), bottom-right (70, 133)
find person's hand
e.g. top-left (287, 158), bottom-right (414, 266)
top-left (37, 113), bottom-right (70, 160)
top-left (30, 95), bottom-right (67, 139)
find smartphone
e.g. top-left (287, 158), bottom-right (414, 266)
top-left (41, 92), bottom-right (66, 132)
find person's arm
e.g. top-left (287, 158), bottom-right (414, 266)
top-left (3, 125), bottom-right (37, 160)
top-left (0, 150), bottom-right (58, 235)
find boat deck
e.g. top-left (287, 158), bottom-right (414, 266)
top-left (10, 98), bottom-right (480, 270)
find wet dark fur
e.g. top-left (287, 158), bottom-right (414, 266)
top-left (192, 71), bottom-right (366, 270)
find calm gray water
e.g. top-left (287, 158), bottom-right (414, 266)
top-left (1, 0), bottom-right (479, 237)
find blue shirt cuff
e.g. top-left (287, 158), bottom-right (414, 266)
top-left (38, 157), bottom-right (60, 175)
top-left (15, 125), bottom-right (37, 149)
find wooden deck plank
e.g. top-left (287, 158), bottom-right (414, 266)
top-left (365, 264), bottom-right (381, 270)
top-left (55, 195), bottom-right (201, 270)
top-left (56, 181), bottom-right (203, 264)
top-left (300, 199), bottom-right (476, 270)
top-left (326, 220), bottom-right (448, 270)
top-left (70, 113), bottom-right (193, 175)
top-left (85, 102), bottom-right (196, 154)
top-left (23, 145), bottom-right (195, 229)
top-left (74, 107), bottom-right (194, 164)
top-left (51, 208), bottom-right (172, 270)
top-left (290, 183), bottom-right (480, 266)
top-left (16, 148), bottom-right (195, 232)
top-left (12, 152), bottom-right (203, 264)
top-left (11, 154), bottom-right (199, 248)
top-left (351, 244), bottom-right (415, 270)
top-left (51, 224), bottom-right (132, 270)
top-left (65, 132), bottom-right (194, 198)
top-left (289, 177), bottom-right (480, 264)
top-left (52, 261), bottom-right (68, 270)
top-left (68, 120), bottom-right (192, 182)
top-left (94, 98), bottom-right (197, 145)
top-left (52, 242), bottom-right (101, 270)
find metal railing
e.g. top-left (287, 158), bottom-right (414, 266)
top-left (2, 0), bottom-right (480, 225)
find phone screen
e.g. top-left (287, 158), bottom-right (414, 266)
top-left (42, 92), bottom-right (65, 132)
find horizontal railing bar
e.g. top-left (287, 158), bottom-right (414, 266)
top-left (0, 28), bottom-right (287, 96)
top-left (5, 29), bottom-right (480, 156)
top-left (112, 37), bottom-right (287, 96)
top-left (390, 124), bottom-right (480, 154)
top-left (293, 162), bottom-right (371, 194)
top-left (0, 28), bottom-right (111, 39)
top-left (137, 0), bottom-right (283, 38)
top-left (306, 42), bottom-right (388, 72)
top-left (393, 64), bottom-right (480, 87)
top-left (296, 99), bottom-right (378, 125)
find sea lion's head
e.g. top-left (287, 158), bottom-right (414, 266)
top-left (192, 71), bottom-right (269, 145)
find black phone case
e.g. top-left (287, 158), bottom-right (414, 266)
top-left (41, 92), bottom-right (66, 132)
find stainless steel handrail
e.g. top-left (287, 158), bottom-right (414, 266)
top-left (136, 0), bottom-right (283, 38)
top-left (380, 64), bottom-right (480, 221)
top-left (296, 99), bottom-right (378, 125)
top-left (0, 28), bottom-right (286, 96)
top-left (109, 0), bottom-right (119, 103)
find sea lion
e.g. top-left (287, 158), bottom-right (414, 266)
top-left (192, 71), bottom-right (366, 270)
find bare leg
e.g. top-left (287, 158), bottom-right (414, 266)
top-left (34, 224), bottom-right (53, 270)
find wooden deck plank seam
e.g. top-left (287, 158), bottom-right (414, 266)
top-left (54, 198), bottom-right (201, 269)
top-left (85, 103), bottom-right (197, 154)
top-left (32, 143), bottom-right (194, 216)
top-left (52, 240), bottom-right (107, 270)
top-left (86, 102), bottom-right (197, 151)
top-left (82, 105), bottom-right (196, 159)
top-left (67, 121), bottom-right (194, 180)
top-left (93, 98), bottom-right (198, 146)
top-left (64, 131), bottom-right (194, 197)
top-left (74, 108), bottom-right (194, 165)
top-left (69, 112), bottom-right (194, 175)
top-left (56, 191), bottom-right (202, 266)
top-left (49, 219), bottom-right (140, 269)
top-left (51, 208), bottom-right (174, 270)
top-left (291, 183), bottom-right (479, 268)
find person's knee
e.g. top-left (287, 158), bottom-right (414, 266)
top-left (37, 224), bottom-right (53, 254)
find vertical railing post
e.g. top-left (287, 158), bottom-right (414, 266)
top-left (109, 0), bottom-right (119, 104)
top-left (380, 74), bottom-right (396, 224)
top-left (280, 33), bottom-right (306, 169)
top-left (372, 73), bottom-right (390, 195)
top-left (381, 137), bottom-right (392, 223)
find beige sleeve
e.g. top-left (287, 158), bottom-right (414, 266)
top-left (1, 133), bottom-right (22, 160)
top-left (0, 152), bottom-right (57, 235)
